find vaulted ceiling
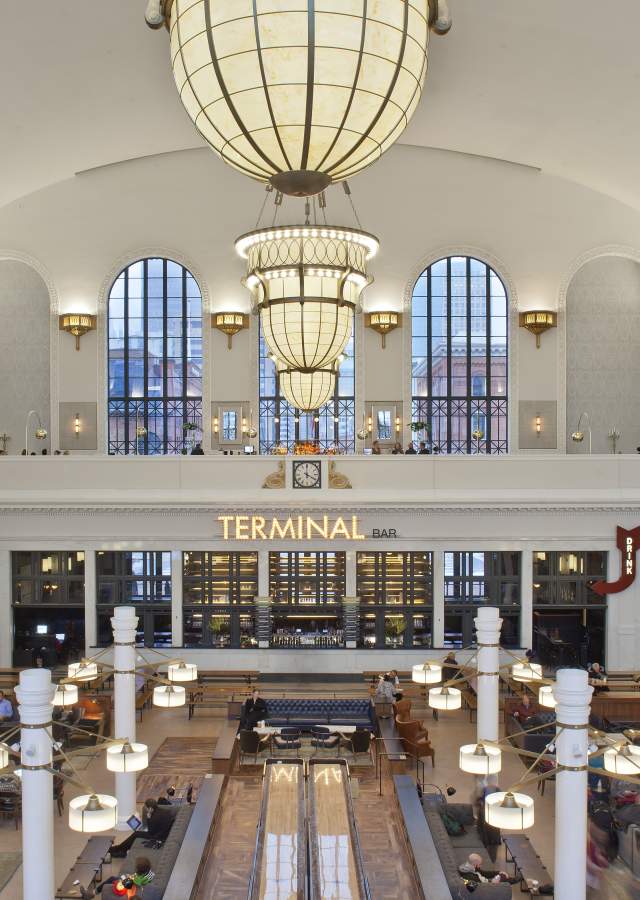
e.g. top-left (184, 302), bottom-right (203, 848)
top-left (2, 1), bottom-right (638, 210)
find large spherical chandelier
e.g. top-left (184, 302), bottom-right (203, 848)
top-left (278, 363), bottom-right (336, 412)
top-left (238, 224), bottom-right (378, 377)
top-left (146, 1), bottom-right (452, 196)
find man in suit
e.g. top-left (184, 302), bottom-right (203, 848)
top-left (242, 689), bottom-right (268, 729)
top-left (110, 800), bottom-right (176, 858)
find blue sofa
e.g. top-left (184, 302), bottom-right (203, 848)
top-left (264, 698), bottom-right (376, 731)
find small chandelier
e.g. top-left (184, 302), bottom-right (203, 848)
top-left (279, 363), bottom-right (336, 413)
top-left (538, 685), bottom-right (556, 709)
top-left (485, 791), bottom-right (535, 830)
top-left (167, 662), bottom-right (198, 683)
top-left (68, 661), bottom-right (98, 682)
top-left (53, 684), bottom-right (79, 707)
top-left (69, 793), bottom-right (118, 833)
top-left (153, 684), bottom-right (186, 708)
top-left (459, 743), bottom-right (502, 775)
top-left (238, 225), bottom-right (378, 372)
top-left (511, 662), bottom-right (543, 683)
top-left (603, 743), bottom-right (640, 775)
top-left (429, 685), bottom-right (462, 710)
top-left (412, 663), bottom-right (442, 685)
top-left (147, 1), bottom-right (451, 197)
top-left (106, 741), bottom-right (149, 774)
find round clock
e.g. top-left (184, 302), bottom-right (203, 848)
top-left (293, 461), bottom-right (321, 489)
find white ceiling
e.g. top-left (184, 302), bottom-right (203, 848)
top-left (1, 1), bottom-right (639, 211)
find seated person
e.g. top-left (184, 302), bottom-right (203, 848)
top-left (157, 785), bottom-right (176, 806)
top-left (0, 691), bottom-right (14, 722)
top-left (110, 800), bottom-right (176, 858)
top-left (374, 674), bottom-right (395, 704)
top-left (459, 853), bottom-right (515, 886)
top-left (512, 693), bottom-right (538, 722)
top-left (242, 689), bottom-right (268, 729)
top-left (80, 857), bottom-right (159, 898)
top-left (589, 662), bottom-right (608, 693)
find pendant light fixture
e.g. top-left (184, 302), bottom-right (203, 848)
top-left (167, 662), bottom-right (198, 683)
top-left (459, 742), bottom-right (502, 775)
top-left (485, 791), bottom-right (535, 830)
top-left (278, 363), bottom-right (336, 413)
top-left (69, 793), bottom-right (118, 833)
top-left (511, 662), bottom-right (543, 683)
top-left (68, 661), bottom-right (98, 682)
top-left (428, 685), bottom-right (462, 710)
top-left (105, 741), bottom-right (149, 774)
top-left (147, 1), bottom-right (452, 197)
top-left (53, 684), bottom-right (79, 707)
top-left (412, 662), bottom-right (442, 685)
top-left (153, 684), bottom-right (186, 708)
top-left (538, 685), bottom-right (556, 709)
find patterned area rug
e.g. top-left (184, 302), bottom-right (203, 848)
top-left (136, 737), bottom-right (216, 804)
top-left (0, 852), bottom-right (21, 893)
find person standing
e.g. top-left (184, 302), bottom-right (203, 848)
top-left (242, 689), bottom-right (268, 728)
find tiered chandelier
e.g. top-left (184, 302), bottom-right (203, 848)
top-left (146, 1), bottom-right (451, 197)
top-left (237, 223), bottom-right (378, 410)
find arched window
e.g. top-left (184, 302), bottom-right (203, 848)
top-left (411, 256), bottom-right (508, 454)
top-left (259, 324), bottom-right (355, 454)
top-left (107, 258), bottom-right (203, 454)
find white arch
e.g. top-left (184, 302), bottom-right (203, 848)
top-left (97, 246), bottom-right (212, 454)
top-left (401, 244), bottom-right (519, 454)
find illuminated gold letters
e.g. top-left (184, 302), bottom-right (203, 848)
top-left (217, 514), bottom-right (365, 541)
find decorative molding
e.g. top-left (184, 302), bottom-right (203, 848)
top-left (400, 244), bottom-right (519, 455)
top-left (96, 246), bottom-right (212, 454)
top-left (0, 250), bottom-right (59, 451)
top-left (328, 460), bottom-right (352, 489)
top-left (262, 460), bottom-right (285, 489)
top-left (557, 244), bottom-right (640, 456)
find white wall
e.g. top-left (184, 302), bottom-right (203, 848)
top-left (2, 145), bottom-right (640, 451)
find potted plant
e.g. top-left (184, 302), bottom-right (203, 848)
top-left (182, 421), bottom-right (200, 453)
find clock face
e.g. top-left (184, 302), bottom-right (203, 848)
top-left (293, 461), bottom-right (321, 489)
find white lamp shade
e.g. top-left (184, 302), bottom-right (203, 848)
top-left (106, 742), bottom-right (149, 773)
top-left (68, 661), bottom-right (98, 682)
top-left (167, 663), bottom-right (198, 683)
top-left (153, 685), bottom-right (186, 708)
top-left (69, 794), bottom-right (118, 833)
top-left (167, 2), bottom-right (430, 195)
top-left (0, 744), bottom-right (9, 770)
top-left (429, 687), bottom-right (462, 710)
top-left (279, 365), bottom-right (336, 412)
top-left (603, 744), bottom-right (640, 776)
top-left (53, 684), bottom-right (79, 707)
top-left (538, 685), bottom-right (556, 709)
top-left (412, 663), bottom-right (442, 685)
top-left (459, 743), bottom-right (502, 775)
top-left (512, 663), bottom-right (543, 683)
top-left (239, 226), bottom-right (376, 372)
top-left (485, 791), bottom-right (535, 830)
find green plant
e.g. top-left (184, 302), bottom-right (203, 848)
top-left (410, 420), bottom-right (430, 433)
top-left (182, 421), bottom-right (199, 432)
top-left (209, 616), bottom-right (230, 635)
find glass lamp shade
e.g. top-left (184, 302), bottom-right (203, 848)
top-left (603, 744), bottom-right (640, 776)
top-left (106, 742), bottom-right (149, 773)
top-left (428, 686), bottom-right (462, 711)
top-left (165, 1), bottom-right (430, 196)
top-left (512, 662), bottom-right (543, 683)
top-left (153, 684), bottom-right (186, 708)
top-left (238, 226), bottom-right (377, 371)
top-left (167, 662), bottom-right (198, 683)
top-left (69, 794), bottom-right (118, 833)
top-left (0, 744), bottom-right (9, 770)
top-left (278, 365), bottom-right (336, 412)
top-left (459, 743), bottom-right (502, 775)
top-left (412, 663), bottom-right (442, 685)
top-left (53, 684), bottom-right (79, 707)
top-left (538, 685), bottom-right (556, 709)
top-left (68, 661), bottom-right (98, 682)
top-left (485, 791), bottom-right (535, 830)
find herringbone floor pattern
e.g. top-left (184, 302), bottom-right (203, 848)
top-left (136, 736), bottom-right (216, 803)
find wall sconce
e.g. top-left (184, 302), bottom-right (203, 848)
top-left (367, 415), bottom-right (373, 434)
top-left (59, 314), bottom-right (96, 351)
top-left (366, 311), bottom-right (402, 348)
top-left (212, 312), bottom-right (249, 349)
top-left (571, 411), bottom-right (592, 454)
top-left (213, 417), bottom-right (219, 435)
top-left (25, 410), bottom-right (47, 455)
top-left (395, 416), bottom-right (401, 434)
top-left (74, 413), bottom-right (81, 437)
top-left (519, 310), bottom-right (556, 348)
top-left (535, 415), bottom-right (542, 435)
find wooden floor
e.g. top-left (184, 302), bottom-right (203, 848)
top-left (136, 736), bottom-right (216, 803)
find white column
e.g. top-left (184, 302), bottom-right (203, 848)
top-left (170, 551), bottom-right (183, 648)
top-left (345, 549), bottom-right (357, 597)
top-left (15, 668), bottom-right (55, 900)
top-left (111, 606), bottom-right (138, 830)
top-left (258, 551), bottom-right (270, 597)
top-left (83, 550), bottom-right (97, 657)
top-left (432, 550), bottom-right (445, 648)
top-left (520, 549), bottom-right (533, 650)
top-left (0, 551), bottom-right (12, 666)
top-left (554, 668), bottom-right (592, 900)
top-left (474, 606), bottom-right (502, 743)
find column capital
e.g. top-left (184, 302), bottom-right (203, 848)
top-left (554, 668), bottom-right (593, 727)
top-left (110, 605), bottom-right (139, 643)
top-left (15, 668), bottom-right (55, 725)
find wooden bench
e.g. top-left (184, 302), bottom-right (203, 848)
top-left (163, 774), bottom-right (225, 900)
top-left (55, 836), bottom-right (113, 899)
top-left (197, 669), bottom-right (259, 686)
top-left (394, 774), bottom-right (450, 900)
top-left (503, 834), bottom-right (553, 893)
top-left (212, 721), bottom-right (240, 775)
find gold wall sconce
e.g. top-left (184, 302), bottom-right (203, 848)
top-left (396, 416), bottom-right (401, 434)
top-left (59, 314), bottom-right (96, 350)
top-left (212, 312), bottom-right (249, 349)
top-left (535, 415), bottom-right (542, 435)
top-left (74, 413), bottom-right (81, 437)
top-left (213, 417), bottom-right (219, 435)
top-left (366, 311), bottom-right (401, 348)
top-left (519, 310), bottom-right (556, 348)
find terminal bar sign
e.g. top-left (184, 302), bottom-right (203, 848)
top-left (591, 526), bottom-right (640, 596)
top-left (218, 514), bottom-right (365, 541)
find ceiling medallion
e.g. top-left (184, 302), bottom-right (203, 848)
top-left (146, 1), bottom-right (452, 196)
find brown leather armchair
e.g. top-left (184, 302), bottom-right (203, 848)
top-left (396, 718), bottom-right (435, 767)
top-left (393, 698), bottom-right (412, 720)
